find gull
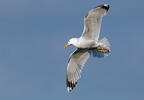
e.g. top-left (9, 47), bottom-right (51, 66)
top-left (64, 4), bottom-right (111, 92)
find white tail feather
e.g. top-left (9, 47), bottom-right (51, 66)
top-left (98, 37), bottom-right (110, 49)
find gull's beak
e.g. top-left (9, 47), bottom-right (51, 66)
top-left (64, 43), bottom-right (70, 48)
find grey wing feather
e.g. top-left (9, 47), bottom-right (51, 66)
top-left (66, 49), bottom-right (90, 92)
top-left (81, 4), bottom-right (109, 41)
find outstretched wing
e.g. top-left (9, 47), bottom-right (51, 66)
top-left (81, 4), bottom-right (109, 41)
top-left (66, 49), bottom-right (90, 92)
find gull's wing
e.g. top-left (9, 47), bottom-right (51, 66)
top-left (66, 48), bottom-right (90, 92)
top-left (81, 4), bottom-right (109, 41)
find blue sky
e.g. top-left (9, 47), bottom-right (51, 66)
top-left (0, 0), bottom-right (144, 100)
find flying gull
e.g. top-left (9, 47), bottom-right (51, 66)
top-left (64, 4), bottom-right (111, 92)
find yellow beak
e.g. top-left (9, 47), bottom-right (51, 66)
top-left (64, 43), bottom-right (70, 48)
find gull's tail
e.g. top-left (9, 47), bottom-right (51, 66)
top-left (91, 37), bottom-right (111, 58)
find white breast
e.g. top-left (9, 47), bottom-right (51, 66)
top-left (75, 38), bottom-right (97, 48)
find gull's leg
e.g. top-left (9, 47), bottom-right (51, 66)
top-left (91, 46), bottom-right (110, 58)
top-left (97, 47), bottom-right (109, 53)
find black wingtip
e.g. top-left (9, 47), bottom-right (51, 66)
top-left (95, 4), bottom-right (110, 11)
top-left (102, 4), bottom-right (110, 11)
top-left (66, 77), bottom-right (77, 92)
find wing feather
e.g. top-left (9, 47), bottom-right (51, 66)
top-left (81, 4), bottom-right (109, 41)
top-left (66, 49), bottom-right (90, 92)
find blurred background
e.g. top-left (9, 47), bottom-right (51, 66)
top-left (0, 0), bottom-right (144, 100)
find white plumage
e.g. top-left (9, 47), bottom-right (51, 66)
top-left (64, 4), bottom-right (111, 92)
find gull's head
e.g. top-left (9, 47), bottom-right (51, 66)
top-left (64, 38), bottom-right (78, 48)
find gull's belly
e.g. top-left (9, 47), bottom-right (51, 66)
top-left (77, 40), bottom-right (97, 48)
